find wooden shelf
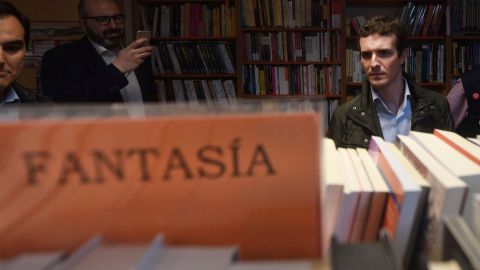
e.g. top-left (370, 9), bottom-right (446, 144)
top-left (240, 27), bottom-right (341, 32)
top-left (242, 94), bottom-right (342, 98)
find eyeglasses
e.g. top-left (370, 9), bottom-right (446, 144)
top-left (82, 15), bottom-right (126, 25)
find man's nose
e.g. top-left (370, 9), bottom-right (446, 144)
top-left (370, 54), bottom-right (380, 67)
top-left (0, 48), bottom-right (5, 64)
top-left (106, 18), bottom-right (118, 28)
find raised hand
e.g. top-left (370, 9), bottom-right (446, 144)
top-left (113, 38), bottom-right (152, 74)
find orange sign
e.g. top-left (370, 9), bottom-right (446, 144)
top-left (0, 113), bottom-right (322, 260)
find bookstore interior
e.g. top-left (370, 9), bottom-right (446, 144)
top-left (3, 0), bottom-right (480, 269)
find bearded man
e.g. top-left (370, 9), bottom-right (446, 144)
top-left (41, 0), bottom-right (158, 103)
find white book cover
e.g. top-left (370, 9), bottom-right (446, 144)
top-left (442, 215), bottom-right (480, 270)
top-left (386, 140), bottom-right (431, 261)
top-left (334, 148), bottom-right (361, 244)
top-left (356, 148), bottom-right (390, 242)
top-left (183, 80), bottom-right (198, 104)
top-left (216, 44), bottom-right (235, 74)
top-left (396, 134), bottom-right (468, 260)
top-left (171, 80), bottom-right (186, 102)
top-left (320, 138), bottom-right (345, 257)
top-left (211, 80), bottom-right (230, 109)
top-left (222, 80), bottom-right (238, 107)
top-left (201, 80), bottom-right (216, 109)
top-left (473, 193), bottom-right (480, 239)
top-left (434, 129), bottom-right (480, 166)
top-left (346, 148), bottom-right (374, 243)
top-left (409, 130), bottom-right (480, 229)
top-left (368, 136), bottom-right (422, 267)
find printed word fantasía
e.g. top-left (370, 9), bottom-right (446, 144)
top-left (23, 141), bottom-right (276, 185)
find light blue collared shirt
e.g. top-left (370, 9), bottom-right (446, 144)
top-left (0, 86), bottom-right (21, 120)
top-left (89, 38), bottom-right (144, 104)
top-left (372, 78), bottom-right (412, 143)
top-left (1, 86), bottom-right (20, 106)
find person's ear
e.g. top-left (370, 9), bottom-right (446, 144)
top-left (399, 49), bottom-right (407, 65)
top-left (78, 19), bottom-right (87, 32)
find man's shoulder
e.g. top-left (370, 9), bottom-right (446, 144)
top-left (333, 94), bottom-right (362, 114)
top-left (12, 83), bottom-right (54, 104)
top-left (417, 85), bottom-right (448, 100)
top-left (407, 77), bottom-right (447, 102)
top-left (42, 37), bottom-right (86, 57)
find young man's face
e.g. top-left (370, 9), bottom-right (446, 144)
top-left (359, 33), bottom-right (406, 92)
top-left (80, 0), bottom-right (124, 50)
top-left (0, 15), bottom-right (26, 94)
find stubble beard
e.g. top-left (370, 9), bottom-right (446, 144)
top-left (86, 26), bottom-right (123, 50)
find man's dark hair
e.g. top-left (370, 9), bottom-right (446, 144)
top-left (357, 16), bottom-right (408, 58)
top-left (0, 1), bottom-right (30, 47)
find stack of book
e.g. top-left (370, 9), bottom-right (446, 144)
top-left (322, 129), bottom-right (480, 268)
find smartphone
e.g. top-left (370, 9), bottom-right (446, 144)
top-left (136, 30), bottom-right (151, 45)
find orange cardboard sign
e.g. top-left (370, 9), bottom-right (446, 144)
top-left (0, 113), bottom-right (321, 260)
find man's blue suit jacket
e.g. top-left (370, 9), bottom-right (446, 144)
top-left (41, 35), bottom-right (158, 102)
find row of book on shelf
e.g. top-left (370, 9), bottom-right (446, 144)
top-left (404, 44), bottom-right (445, 83)
top-left (399, 2), bottom-right (446, 37)
top-left (348, 0), bottom-right (479, 38)
top-left (345, 49), bottom-right (364, 83)
top-left (348, 3), bottom-right (445, 37)
top-left (150, 42), bottom-right (235, 75)
top-left (452, 40), bottom-right (480, 75)
top-left (346, 15), bottom-right (366, 36)
top-left (451, 0), bottom-right (480, 36)
top-left (242, 0), bottom-right (341, 28)
top-left (242, 64), bottom-right (340, 96)
top-left (243, 31), bottom-right (340, 62)
top-left (139, 3), bottom-right (235, 37)
top-left (156, 79), bottom-right (237, 110)
top-left (321, 129), bottom-right (480, 269)
top-left (323, 99), bottom-right (339, 132)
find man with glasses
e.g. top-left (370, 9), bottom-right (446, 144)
top-left (40, 0), bottom-right (158, 103)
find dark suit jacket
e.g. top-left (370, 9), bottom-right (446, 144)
top-left (41, 35), bottom-right (158, 103)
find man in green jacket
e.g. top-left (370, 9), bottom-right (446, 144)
top-left (329, 16), bottom-right (454, 148)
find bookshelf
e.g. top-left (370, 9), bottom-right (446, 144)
top-left (449, 0), bottom-right (480, 85)
top-left (133, 0), bottom-right (480, 116)
top-left (134, 0), bottom-right (239, 106)
top-left (238, 0), bottom-right (342, 131)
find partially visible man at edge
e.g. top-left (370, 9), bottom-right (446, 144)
top-left (40, 0), bottom-right (158, 103)
top-left (0, 0), bottom-right (52, 115)
top-left (329, 16), bottom-right (454, 148)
